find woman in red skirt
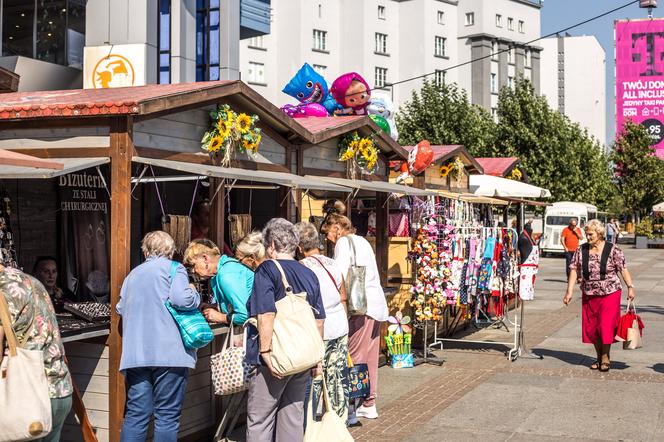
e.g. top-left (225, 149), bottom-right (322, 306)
top-left (563, 219), bottom-right (636, 372)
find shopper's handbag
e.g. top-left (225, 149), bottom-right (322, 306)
top-left (344, 236), bottom-right (368, 316)
top-left (211, 320), bottom-right (252, 396)
top-left (304, 376), bottom-right (354, 442)
top-left (165, 261), bottom-right (214, 350)
top-left (623, 300), bottom-right (644, 350)
top-left (269, 260), bottom-right (325, 377)
top-left (0, 291), bottom-right (52, 441)
top-left (347, 354), bottom-right (370, 399)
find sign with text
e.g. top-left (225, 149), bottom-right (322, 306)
top-left (83, 44), bottom-right (146, 89)
top-left (616, 19), bottom-right (664, 159)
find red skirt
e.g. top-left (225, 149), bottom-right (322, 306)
top-left (582, 290), bottom-right (621, 345)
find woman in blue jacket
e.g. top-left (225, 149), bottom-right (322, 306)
top-left (184, 233), bottom-right (265, 326)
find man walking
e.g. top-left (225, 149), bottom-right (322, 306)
top-left (606, 219), bottom-right (619, 244)
top-left (560, 218), bottom-right (583, 278)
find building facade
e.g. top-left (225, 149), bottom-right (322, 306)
top-left (540, 35), bottom-right (606, 146)
top-left (239, 0), bottom-right (543, 113)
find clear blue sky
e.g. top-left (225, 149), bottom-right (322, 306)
top-left (541, 0), bottom-right (664, 146)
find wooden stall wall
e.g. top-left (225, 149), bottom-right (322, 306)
top-left (302, 141), bottom-right (346, 175)
top-left (0, 126), bottom-right (110, 150)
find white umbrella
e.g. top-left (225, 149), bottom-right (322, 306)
top-left (653, 202), bottom-right (664, 212)
top-left (470, 174), bottom-right (551, 198)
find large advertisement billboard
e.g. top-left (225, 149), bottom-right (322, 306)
top-left (616, 19), bottom-right (664, 159)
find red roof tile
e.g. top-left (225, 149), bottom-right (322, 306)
top-left (294, 116), bottom-right (365, 134)
top-left (0, 81), bottom-right (234, 120)
top-left (475, 157), bottom-right (519, 177)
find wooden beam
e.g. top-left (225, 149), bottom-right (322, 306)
top-left (0, 117), bottom-right (110, 130)
top-left (4, 147), bottom-right (109, 159)
top-left (301, 167), bottom-right (347, 178)
top-left (134, 146), bottom-right (214, 164)
top-left (0, 67), bottom-right (20, 93)
top-left (108, 117), bottom-right (133, 442)
top-left (375, 192), bottom-right (389, 286)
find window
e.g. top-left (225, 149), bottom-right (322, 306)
top-left (248, 35), bottom-right (265, 49)
top-left (313, 64), bottom-right (327, 75)
top-left (378, 5), bottom-right (386, 20)
top-left (508, 47), bottom-right (514, 64)
top-left (496, 14), bottom-right (502, 27)
top-left (196, 0), bottom-right (221, 81)
top-left (491, 107), bottom-right (497, 119)
top-left (508, 75), bottom-right (514, 89)
top-left (492, 41), bottom-right (498, 60)
top-left (491, 73), bottom-right (497, 93)
top-left (158, 0), bottom-right (171, 84)
top-left (375, 67), bottom-right (388, 88)
top-left (465, 12), bottom-right (474, 26)
top-left (434, 70), bottom-right (446, 87)
top-left (437, 10), bottom-right (445, 25)
top-left (525, 49), bottom-right (532, 67)
top-left (518, 20), bottom-right (525, 33)
top-left (375, 33), bottom-right (387, 54)
top-left (318, 4), bottom-right (322, 18)
top-left (434, 36), bottom-right (446, 58)
top-left (507, 17), bottom-right (514, 31)
top-left (248, 61), bottom-right (265, 84)
top-left (313, 29), bottom-right (327, 52)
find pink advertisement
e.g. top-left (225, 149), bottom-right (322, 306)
top-left (616, 19), bottom-right (664, 159)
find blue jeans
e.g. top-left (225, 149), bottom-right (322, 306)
top-left (120, 367), bottom-right (189, 442)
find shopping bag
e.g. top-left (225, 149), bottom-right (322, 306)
top-left (347, 355), bottom-right (370, 399)
top-left (615, 299), bottom-right (644, 345)
top-left (304, 377), bottom-right (354, 442)
top-left (624, 318), bottom-right (643, 350)
top-left (0, 292), bottom-right (52, 441)
top-left (345, 236), bottom-right (367, 316)
top-left (211, 321), bottom-right (252, 396)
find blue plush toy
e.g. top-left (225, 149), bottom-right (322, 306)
top-left (282, 63), bottom-right (341, 115)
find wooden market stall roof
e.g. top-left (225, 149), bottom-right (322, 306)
top-left (475, 157), bottom-right (520, 177)
top-left (0, 66), bottom-right (19, 93)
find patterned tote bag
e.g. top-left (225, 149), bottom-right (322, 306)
top-left (211, 320), bottom-right (252, 396)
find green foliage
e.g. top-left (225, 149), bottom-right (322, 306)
top-left (610, 120), bottom-right (664, 218)
top-left (635, 216), bottom-right (654, 239)
top-left (395, 80), bottom-right (497, 156)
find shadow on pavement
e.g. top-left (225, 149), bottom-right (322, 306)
top-left (651, 363), bottom-right (664, 373)
top-left (532, 348), bottom-right (631, 370)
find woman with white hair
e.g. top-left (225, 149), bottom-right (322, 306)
top-left (245, 218), bottom-right (326, 442)
top-left (563, 219), bottom-right (636, 373)
top-left (117, 230), bottom-right (201, 441)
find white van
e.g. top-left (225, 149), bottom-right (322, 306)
top-left (540, 202), bottom-right (597, 255)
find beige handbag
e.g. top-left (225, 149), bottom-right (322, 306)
top-left (269, 260), bottom-right (325, 377)
top-left (304, 376), bottom-right (354, 442)
top-left (0, 292), bottom-right (52, 441)
top-left (344, 236), bottom-right (367, 316)
top-left (210, 321), bottom-right (252, 396)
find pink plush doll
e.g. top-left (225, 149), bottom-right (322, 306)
top-left (330, 72), bottom-right (372, 115)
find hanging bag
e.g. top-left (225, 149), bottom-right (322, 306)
top-left (304, 376), bottom-right (354, 442)
top-left (210, 318), bottom-right (253, 395)
top-left (344, 236), bottom-right (368, 316)
top-left (269, 260), bottom-right (325, 377)
top-left (346, 354), bottom-right (370, 399)
top-left (0, 291), bottom-right (53, 442)
top-left (165, 261), bottom-right (214, 350)
top-left (622, 300), bottom-right (644, 350)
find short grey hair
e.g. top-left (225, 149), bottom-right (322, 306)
top-left (585, 219), bottom-right (606, 239)
top-left (295, 222), bottom-right (321, 252)
top-left (141, 231), bottom-right (176, 259)
top-left (263, 218), bottom-right (299, 256)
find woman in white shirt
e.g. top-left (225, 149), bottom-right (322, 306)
top-left (296, 222), bottom-right (349, 421)
top-left (321, 214), bottom-right (388, 420)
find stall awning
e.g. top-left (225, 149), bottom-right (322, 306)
top-left (307, 176), bottom-right (436, 196)
top-left (0, 157), bottom-right (109, 179)
top-left (429, 189), bottom-right (508, 206)
top-left (132, 157), bottom-right (350, 193)
top-left (470, 174), bottom-right (551, 198)
top-left (653, 202), bottom-right (664, 212)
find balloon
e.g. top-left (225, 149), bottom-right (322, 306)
top-left (281, 103), bottom-right (328, 118)
top-left (282, 63), bottom-right (341, 115)
top-left (330, 72), bottom-right (372, 116)
top-left (408, 140), bottom-right (433, 175)
top-left (395, 161), bottom-right (410, 184)
top-left (367, 96), bottom-right (399, 141)
top-left (369, 114), bottom-right (391, 136)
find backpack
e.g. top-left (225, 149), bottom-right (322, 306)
top-left (268, 260), bottom-right (325, 377)
top-left (581, 242), bottom-right (613, 281)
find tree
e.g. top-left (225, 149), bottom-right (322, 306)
top-left (396, 80), bottom-right (497, 156)
top-left (495, 78), bottom-right (616, 208)
top-left (610, 120), bottom-right (664, 220)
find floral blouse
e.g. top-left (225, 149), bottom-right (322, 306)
top-left (0, 267), bottom-right (73, 398)
top-left (570, 245), bottom-right (626, 297)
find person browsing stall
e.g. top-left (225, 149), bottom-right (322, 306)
top-left (563, 220), bottom-right (636, 372)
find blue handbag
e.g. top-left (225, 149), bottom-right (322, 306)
top-left (165, 261), bottom-right (214, 350)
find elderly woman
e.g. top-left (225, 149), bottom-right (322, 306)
top-left (117, 231), bottom-right (200, 442)
top-left (563, 219), bottom-right (636, 373)
top-left (246, 218), bottom-right (326, 442)
top-left (296, 221), bottom-right (349, 420)
top-left (184, 233), bottom-right (265, 326)
top-left (321, 213), bottom-right (388, 420)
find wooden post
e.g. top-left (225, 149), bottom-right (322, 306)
top-left (375, 191), bottom-right (388, 286)
top-left (108, 117), bottom-right (133, 442)
top-left (209, 178), bottom-right (226, 248)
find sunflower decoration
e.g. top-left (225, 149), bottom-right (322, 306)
top-left (337, 131), bottom-right (379, 174)
top-left (201, 104), bottom-right (262, 167)
top-left (507, 167), bottom-right (522, 181)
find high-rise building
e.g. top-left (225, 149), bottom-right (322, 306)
top-left (240, 0), bottom-right (543, 113)
top-left (540, 35), bottom-right (607, 146)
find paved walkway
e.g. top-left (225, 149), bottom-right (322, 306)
top-left (351, 246), bottom-right (664, 442)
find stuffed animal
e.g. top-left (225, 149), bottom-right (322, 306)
top-left (282, 63), bottom-right (341, 115)
top-left (367, 96), bottom-right (398, 140)
top-left (330, 72), bottom-right (372, 115)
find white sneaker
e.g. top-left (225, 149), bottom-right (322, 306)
top-left (356, 404), bottom-right (378, 419)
